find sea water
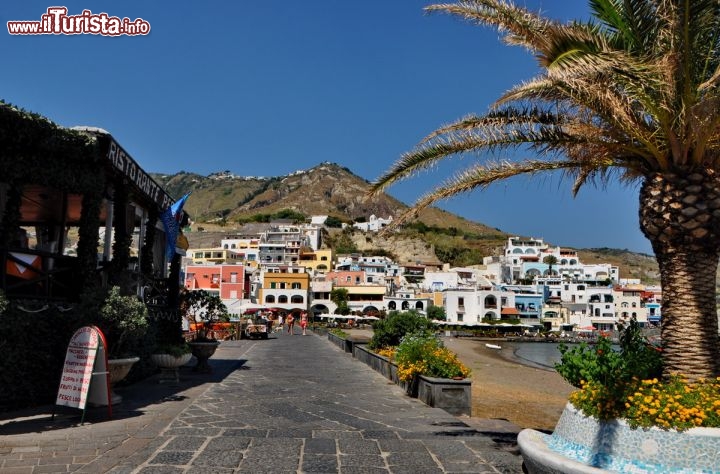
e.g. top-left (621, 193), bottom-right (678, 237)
top-left (502, 342), bottom-right (620, 370)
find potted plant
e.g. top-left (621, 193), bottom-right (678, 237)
top-left (150, 342), bottom-right (192, 369)
top-left (362, 312), bottom-right (472, 414)
top-left (150, 341), bottom-right (193, 383)
top-left (180, 289), bottom-right (229, 372)
top-left (80, 286), bottom-right (149, 403)
top-left (518, 318), bottom-right (720, 473)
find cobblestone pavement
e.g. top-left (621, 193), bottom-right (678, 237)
top-left (0, 331), bottom-right (524, 473)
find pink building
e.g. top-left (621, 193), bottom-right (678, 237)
top-left (326, 270), bottom-right (367, 287)
top-left (184, 264), bottom-right (248, 300)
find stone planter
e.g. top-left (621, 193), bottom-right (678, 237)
top-left (328, 332), bottom-right (369, 354)
top-left (518, 402), bottom-right (720, 473)
top-left (327, 332), bottom-right (349, 352)
top-left (417, 375), bottom-right (471, 416)
top-left (352, 345), bottom-right (471, 410)
top-left (107, 356), bottom-right (140, 404)
top-left (189, 341), bottom-right (220, 373)
top-left (354, 344), bottom-right (392, 379)
top-left (398, 374), bottom-right (419, 398)
top-left (150, 352), bottom-right (192, 383)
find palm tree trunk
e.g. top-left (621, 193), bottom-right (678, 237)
top-left (640, 172), bottom-right (720, 380)
top-left (654, 246), bottom-right (720, 379)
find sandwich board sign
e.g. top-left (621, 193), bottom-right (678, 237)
top-left (54, 325), bottom-right (112, 421)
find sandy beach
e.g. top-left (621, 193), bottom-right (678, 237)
top-left (346, 329), bottom-right (574, 432)
top-left (441, 336), bottom-right (574, 432)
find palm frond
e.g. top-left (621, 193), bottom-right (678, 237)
top-left (424, 1), bottom-right (555, 53)
top-left (385, 157), bottom-right (611, 230)
top-left (370, 109), bottom-right (584, 196)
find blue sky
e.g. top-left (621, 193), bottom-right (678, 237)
top-left (1, 1), bottom-right (653, 255)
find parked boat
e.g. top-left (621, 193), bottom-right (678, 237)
top-left (485, 343), bottom-right (502, 350)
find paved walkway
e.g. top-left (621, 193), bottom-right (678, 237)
top-left (0, 331), bottom-right (523, 473)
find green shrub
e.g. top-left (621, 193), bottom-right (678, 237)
top-left (329, 328), bottom-right (349, 338)
top-left (368, 310), bottom-right (433, 350)
top-left (555, 317), bottom-right (662, 420)
top-left (153, 342), bottom-right (191, 357)
top-left (394, 332), bottom-right (470, 381)
top-left (98, 286), bottom-right (150, 358)
top-left (0, 301), bottom-right (85, 411)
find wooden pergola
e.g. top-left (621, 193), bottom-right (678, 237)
top-left (0, 102), bottom-right (182, 302)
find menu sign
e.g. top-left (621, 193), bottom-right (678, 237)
top-left (56, 326), bottom-right (105, 409)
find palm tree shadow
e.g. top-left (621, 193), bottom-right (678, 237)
top-left (590, 419), bottom-right (618, 468)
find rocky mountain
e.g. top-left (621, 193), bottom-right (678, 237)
top-left (152, 162), bottom-right (505, 236)
top-left (151, 163), bottom-right (659, 283)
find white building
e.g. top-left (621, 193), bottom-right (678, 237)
top-left (443, 288), bottom-right (517, 325)
top-left (352, 215), bottom-right (393, 232)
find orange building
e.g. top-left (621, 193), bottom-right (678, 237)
top-left (184, 264), bottom-right (248, 300)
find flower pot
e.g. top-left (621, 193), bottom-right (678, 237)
top-left (416, 375), bottom-right (471, 416)
top-left (107, 356), bottom-right (140, 404)
top-left (150, 352), bottom-right (192, 369)
top-left (518, 403), bottom-right (720, 473)
top-left (189, 341), bottom-right (220, 373)
top-left (151, 352), bottom-right (192, 384)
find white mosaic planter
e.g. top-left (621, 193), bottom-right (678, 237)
top-left (518, 403), bottom-right (720, 473)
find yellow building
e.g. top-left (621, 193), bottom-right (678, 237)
top-left (259, 267), bottom-right (311, 313)
top-left (189, 247), bottom-right (258, 268)
top-left (298, 248), bottom-right (333, 273)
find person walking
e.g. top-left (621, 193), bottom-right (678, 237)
top-left (286, 313), bottom-right (295, 335)
top-left (300, 312), bottom-right (308, 336)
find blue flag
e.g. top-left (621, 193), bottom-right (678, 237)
top-left (160, 192), bottom-right (190, 260)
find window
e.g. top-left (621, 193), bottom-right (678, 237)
top-left (265, 295), bottom-right (275, 303)
top-left (291, 282), bottom-right (301, 289)
top-left (388, 301), bottom-right (397, 310)
top-left (291, 295), bottom-right (303, 304)
top-left (270, 282), bottom-right (276, 289)
top-left (458, 297), bottom-right (464, 307)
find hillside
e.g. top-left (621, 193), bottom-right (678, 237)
top-left (153, 162), bottom-right (659, 282)
top-left (153, 163), bottom-right (503, 236)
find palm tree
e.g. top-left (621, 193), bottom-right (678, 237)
top-left (371, 0), bottom-right (720, 380)
top-left (543, 255), bottom-right (559, 277)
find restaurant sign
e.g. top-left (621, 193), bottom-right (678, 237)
top-left (106, 137), bottom-right (174, 210)
top-left (55, 325), bottom-right (109, 410)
